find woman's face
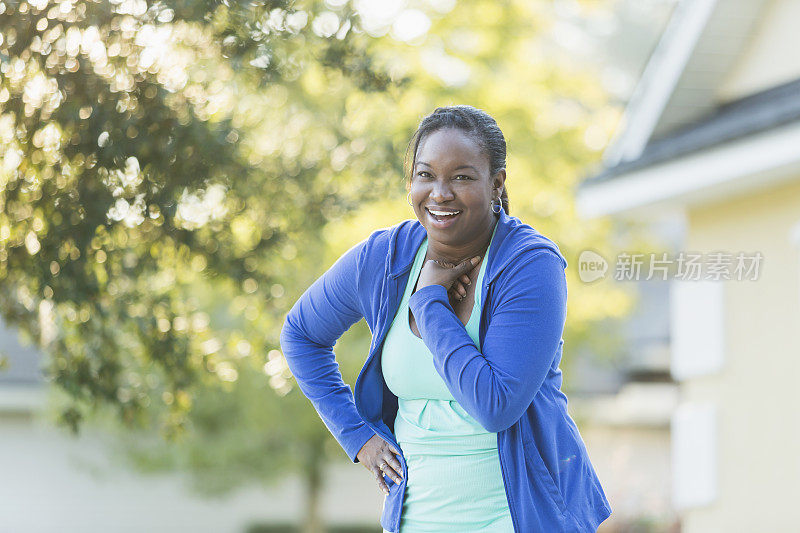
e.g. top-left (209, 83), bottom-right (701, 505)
top-left (409, 128), bottom-right (504, 247)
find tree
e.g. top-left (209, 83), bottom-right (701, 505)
top-left (0, 0), bottom-right (404, 433)
top-left (1, 1), bottom-right (412, 530)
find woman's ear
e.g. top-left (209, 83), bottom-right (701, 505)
top-left (492, 169), bottom-right (506, 195)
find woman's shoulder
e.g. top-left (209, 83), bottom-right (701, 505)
top-left (359, 218), bottom-right (419, 256)
top-left (497, 216), bottom-right (568, 272)
top-left (338, 219), bottom-right (419, 283)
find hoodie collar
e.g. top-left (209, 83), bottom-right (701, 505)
top-left (386, 207), bottom-right (567, 285)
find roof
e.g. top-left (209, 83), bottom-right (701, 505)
top-left (580, 76), bottom-right (800, 187)
top-left (597, 0), bottom-right (768, 170)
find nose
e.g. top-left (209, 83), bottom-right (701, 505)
top-left (430, 179), bottom-right (455, 203)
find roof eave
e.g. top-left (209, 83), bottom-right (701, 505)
top-left (601, 0), bottom-right (719, 168)
top-left (576, 120), bottom-right (800, 219)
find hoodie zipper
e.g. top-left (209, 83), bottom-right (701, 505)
top-left (483, 278), bottom-right (520, 533)
top-left (497, 433), bottom-right (520, 532)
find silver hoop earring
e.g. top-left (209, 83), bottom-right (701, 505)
top-left (407, 192), bottom-right (413, 206)
top-left (491, 196), bottom-right (502, 214)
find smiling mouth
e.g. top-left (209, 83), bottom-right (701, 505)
top-left (425, 207), bottom-right (462, 223)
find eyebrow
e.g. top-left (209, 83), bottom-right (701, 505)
top-left (416, 162), bottom-right (479, 172)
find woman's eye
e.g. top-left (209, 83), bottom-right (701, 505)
top-left (415, 171), bottom-right (470, 180)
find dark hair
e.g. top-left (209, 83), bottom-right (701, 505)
top-left (404, 105), bottom-right (509, 215)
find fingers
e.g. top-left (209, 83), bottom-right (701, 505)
top-left (447, 285), bottom-right (458, 301)
top-left (374, 467), bottom-right (391, 495)
top-left (380, 443), bottom-right (404, 481)
top-left (377, 460), bottom-right (402, 487)
top-left (463, 256), bottom-right (481, 270)
top-left (455, 282), bottom-right (466, 300)
top-left (433, 257), bottom-right (481, 272)
top-left (367, 441), bottom-right (406, 496)
top-left (374, 459), bottom-right (403, 494)
top-left (427, 257), bottom-right (480, 297)
top-left (448, 285), bottom-right (459, 301)
top-left (448, 279), bottom-right (469, 301)
top-left (382, 452), bottom-right (403, 482)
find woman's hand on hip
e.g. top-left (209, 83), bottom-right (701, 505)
top-left (417, 255), bottom-right (481, 293)
top-left (357, 434), bottom-right (403, 495)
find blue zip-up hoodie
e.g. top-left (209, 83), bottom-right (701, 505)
top-left (280, 207), bottom-right (612, 532)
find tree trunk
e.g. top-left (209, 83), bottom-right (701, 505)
top-left (300, 436), bottom-right (325, 533)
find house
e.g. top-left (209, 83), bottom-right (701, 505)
top-left (576, 0), bottom-right (800, 531)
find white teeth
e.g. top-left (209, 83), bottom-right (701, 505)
top-left (429, 209), bottom-right (460, 216)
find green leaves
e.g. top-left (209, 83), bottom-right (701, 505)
top-left (0, 0), bottom-right (398, 436)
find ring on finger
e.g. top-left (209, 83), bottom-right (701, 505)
top-left (379, 461), bottom-right (387, 471)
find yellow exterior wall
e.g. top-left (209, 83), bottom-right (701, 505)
top-left (680, 177), bottom-right (800, 532)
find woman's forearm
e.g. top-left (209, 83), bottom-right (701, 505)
top-left (408, 248), bottom-right (567, 433)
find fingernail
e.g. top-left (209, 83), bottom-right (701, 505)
top-left (471, 256), bottom-right (481, 265)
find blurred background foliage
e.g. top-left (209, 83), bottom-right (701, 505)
top-left (0, 0), bottom-right (645, 530)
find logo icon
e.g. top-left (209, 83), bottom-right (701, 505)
top-left (578, 250), bottom-right (607, 283)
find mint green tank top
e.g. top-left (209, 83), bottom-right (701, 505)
top-left (381, 222), bottom-right (514, 532)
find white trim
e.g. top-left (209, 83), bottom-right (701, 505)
top-left (790, 220), bottom-right (800, 248)
top-left (602, 0), bottom-right (718, 167)
top-left (577, 120), bottom-right (800, 219)
top-left (670, 280), bottom-right (725, 381)
top-left (671, 402), bottom-right (717, 509)
top-left (792, 221), bottom-right (800, 310)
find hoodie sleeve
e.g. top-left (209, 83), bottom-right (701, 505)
top-left (407, 247), bottom-right (567, 433)
top-left (279, 239), bottom-right (376, 463)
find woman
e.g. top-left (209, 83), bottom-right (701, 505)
top-left (280, 106), bottom-right (612, 532)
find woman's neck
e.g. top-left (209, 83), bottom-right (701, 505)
top-left (425, 216), bottom-right (497, 267)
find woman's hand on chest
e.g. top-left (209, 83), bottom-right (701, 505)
top-left (416, 255), bottom-right (482, 293)
top-left (408, 280), bottom-right (476, 336)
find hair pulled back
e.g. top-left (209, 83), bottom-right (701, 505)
top-left (404, 105), bottom-right (509, 215)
